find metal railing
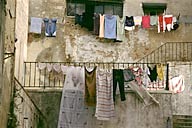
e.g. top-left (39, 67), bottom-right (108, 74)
top-left (24, 61), bottom-right (169, 90)
top-left (137, 42), bottom-right (192, 63)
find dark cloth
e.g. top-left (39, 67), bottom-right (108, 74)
top-left (148, 65), bottom-right (158, 82)
top-left (75, 14), bottom-right (83, 26)
top-left (93, 13), bottom-right (100, 35)
top-left (113, 69), bottom-right (126, 102)
top-left (125, 16), bottom-right (135, 27)
top-left (85, 66), bottom-right (97, 106)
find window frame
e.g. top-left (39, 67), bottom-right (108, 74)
top-left (142, 3), bottom-right (167, 16)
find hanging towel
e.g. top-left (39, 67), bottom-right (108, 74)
top-left (142, 15), bottom-right (150, 28)
top-left (95, 69), bottom-right (115, 120)
top-left (30, 17), bottom-right (42, 34)
top-left (85, 66), bottom-right (97, 106)
top-left (116, 16), bottom-right (125, 41)
top-left (104, 15), bottom-right (117, 39)
top-left (99, 14), bottom-right (105, 38)
top-left (169, 75), bottom-right (185, 93)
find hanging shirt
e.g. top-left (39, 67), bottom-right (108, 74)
top-left (99, 14), bottom-right (105, 38)
top-left (104, 15), bottom-right (117, 39)
top-left (116, 16), bottom-right (125, 41)
top-left (142, 15), bottom-right (150, 28)
top-left (125, 16), bottom-right (135, 31)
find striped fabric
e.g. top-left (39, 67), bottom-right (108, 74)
top-left (95, 69), bottom-right (115, 120)
top-left (169, 75), bottom-right (185, 93)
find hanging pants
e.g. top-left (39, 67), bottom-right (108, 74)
top-left (113, 69), bottom-right (126, 102)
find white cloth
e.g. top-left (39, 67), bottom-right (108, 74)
top-left (53, 64), bottom-right (61, 73)
top-left (61, 65), bottom-right (68, 75)
top-left (38, 63), bottom-right (46, 70)
top-left (133, 16), bottom-right (142, 26)
top-left (169, 75), bottom-right (185, 93)
top-left (46, 63), bottom-right (52, 72)
top-left (30, 17), bottom-right (42, 34)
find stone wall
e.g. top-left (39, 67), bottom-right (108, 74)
top-left (28, 90), bottom-right (172, 128)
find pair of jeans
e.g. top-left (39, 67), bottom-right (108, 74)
top-left (113, 69), bottom-right (126, 102)
top-left (43, 18), bottom-right (57, 37)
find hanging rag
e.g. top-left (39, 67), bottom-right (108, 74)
top-left (53, 63), bottom-right (61, 73)
top-left (134, 16), bottom-right (142, 26)
top-left (93, 13), bottom-right (100, 35)
top-left (46, 63), bottom-right (53, 72)
top-left (85, 66), bottom-right (97, 106)
top-left (95, 69), bottom-right (115, 120)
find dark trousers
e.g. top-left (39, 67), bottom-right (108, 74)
top-left (113, 69), bottom-right (126, 102)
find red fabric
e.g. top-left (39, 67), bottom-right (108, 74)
top-left (158, 15), bottom-right (164, 31)
top-left (142, 16), bottom-right (150, 28)
top-left (164, 17), bottom-right (173, 24)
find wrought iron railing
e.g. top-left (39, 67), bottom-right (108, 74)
top-left (137, 42), bottom-right (192, 63)
top-left (24, 62), bottom-right (169, 90)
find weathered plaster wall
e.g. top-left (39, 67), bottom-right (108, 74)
top-left (28, 90), bottom-right (172, 128)
top-left (15, 0), bottom-right (29, 82)
top-left (0, 0), bottom-right (16, 127)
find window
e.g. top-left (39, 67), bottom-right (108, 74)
top-left (67, 0), bottom-right (85, 16)
top-left (142, 3), bottom-right (167, 15)
top-left (67, 0), bottom-right (123, 17)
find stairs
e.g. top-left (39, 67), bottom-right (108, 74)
top-left (173, 115), bottom-right (192, 128)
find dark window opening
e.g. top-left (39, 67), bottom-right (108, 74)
top-left (142, 3), bottom-right (167, 15)
top-left (67, 0), bottom-right (123, 31)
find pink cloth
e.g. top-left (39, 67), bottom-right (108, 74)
top-left (46, 63), bottom-right (52, 72)
top-left (53, 64), bottom-right (61, 73)
top-left (38, 63), bottom-right (46, 70)
top-left (142, 16), bottom-right (150, 28)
